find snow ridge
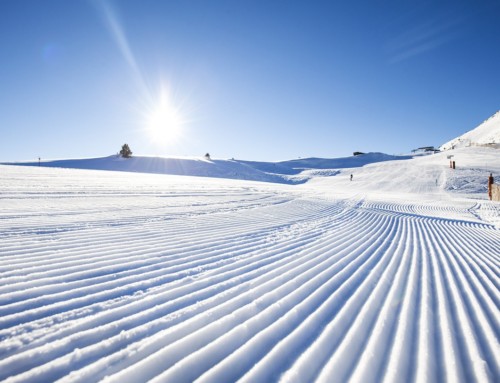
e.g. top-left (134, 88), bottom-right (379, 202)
top-left (2, 152), bottom-right (409, 184)
top-left (440, 110), bottom-right (500, 150)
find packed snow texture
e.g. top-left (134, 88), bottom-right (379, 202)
top-left (0, 147), bottom-right (499, 382)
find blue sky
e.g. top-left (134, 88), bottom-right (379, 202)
top-left (1, 0), bottom-right (499, 162)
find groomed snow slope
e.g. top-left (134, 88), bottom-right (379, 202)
top-left (0, 147), bottom-right (499, 382)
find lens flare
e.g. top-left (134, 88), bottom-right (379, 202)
top-left (93, 2), bottom-right (191, 150)
top-left (145, 89), bottom-right (185, 145)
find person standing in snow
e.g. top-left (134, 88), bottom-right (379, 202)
top-left (350, 174), bottom-right (353, 181)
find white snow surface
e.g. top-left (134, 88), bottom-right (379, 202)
top-left (1, 147), bottom-right (499, 382)
top-left (440, 110), bottom-right (500, 150)
top-left (4, 152), bottom-right (410, 185)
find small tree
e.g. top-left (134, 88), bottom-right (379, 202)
top-left (120, 143), bottom-right (133, 158)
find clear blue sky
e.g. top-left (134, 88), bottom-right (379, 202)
top-left (1, 0), bottom-right (499, 162)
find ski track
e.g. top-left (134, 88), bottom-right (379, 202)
top-left (0, 167), bottom-right (499, 382)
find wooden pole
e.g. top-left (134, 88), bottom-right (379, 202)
top-left (488, 173), bottom-right (494, 200)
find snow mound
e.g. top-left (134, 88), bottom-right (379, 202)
top-left (3, 153), bottom-right (410, 184)
top-left (280, 152), bottom-right (411, 170)
top-left (5, 156), bottom-right (294, 184)
top-left (310, 147), bottom-right (499, 196)
top-left (440, 110), bottom-right (500, 150)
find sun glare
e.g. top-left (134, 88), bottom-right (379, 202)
top-left (145, 91), bottom-right (184, 145)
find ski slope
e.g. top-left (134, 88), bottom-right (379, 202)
top-left (0, 147), bottom-right (499, 382)
top-left (3, 152), bottom-right (409, 185)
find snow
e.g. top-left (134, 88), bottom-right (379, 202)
top-left (440, 110), bottom-right (500, 150)
top-left (3, 152), bottom-right (410, 185)
top-left (0, 146), bottom-right (499, 382)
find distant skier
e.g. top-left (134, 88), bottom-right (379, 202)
top-left (350, 174), bottom-right (353, 181)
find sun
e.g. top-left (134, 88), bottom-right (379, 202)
top-left (145, 91), bottom-right (184, 145)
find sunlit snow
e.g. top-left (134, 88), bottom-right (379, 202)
top-left (1, 146), bottom-right (499, 382)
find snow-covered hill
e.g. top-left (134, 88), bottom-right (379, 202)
top-left (313, 147), bottom-right (499, 195)
top-left (440, 110), bottom-right (500, 150)
top-left (3, 152), bottom-right (410, 184)
top-left (0, 145), bottom-right (499, 382)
